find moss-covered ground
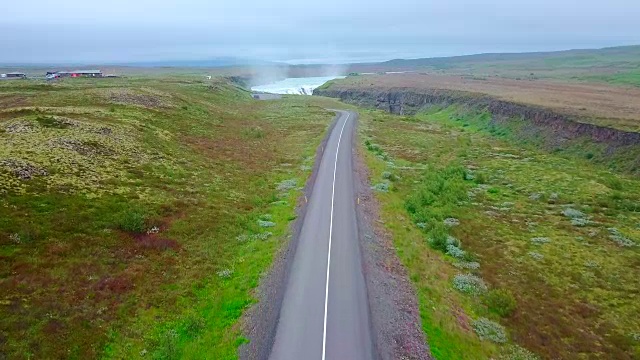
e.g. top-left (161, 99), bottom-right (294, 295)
top-left (359, 106), bottom-right (640, 359)
top-left (0, 77), bottom-right (342, 359)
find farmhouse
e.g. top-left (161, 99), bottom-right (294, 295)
top-left (47, 70), bottom-right (103, 78)
top-left (4, 72), bottom-right (27, 79)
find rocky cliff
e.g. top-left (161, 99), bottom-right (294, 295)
top-left (315, 87), bottom-right (640, 172)
top-left (315, 87), bottom-right (640, 146)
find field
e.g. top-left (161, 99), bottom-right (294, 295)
top-left (0, 77), bottom-right (340, 358)
top-left (326, 73), bottom-right (640, 132)
top-left (357, 106), bottom-right (640, 359)
top-left (346, 45), bottom-right (640, 87)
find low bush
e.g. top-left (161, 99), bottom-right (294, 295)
top-left (528, 251), bottom-right (544, 261)
top-left (483, 288), bottom-right (517, 317)
top-left (372, 182), bottom-right (390, 192)
top-left (116, 209), bottom-right (147, 233)
top-left (277, 179), bottom-right (297, 192)
top-left (427, 224), bottom-right (450, 252)
top-left (530, 237), bottom-right (550, 245)
top-left (472, 317), bottom-right (507, 343)
top-left (562, 208), bottom-right (585, 219)
top-left (443, 217), bottom-right (460, 227)
top-left (452, 273), bottom-right (487, 295)
top-left (257, 220), bottom-right (276, 228)
top-left (453, 261), bottom-right (481, 270)
top-left (498, 345), bottom-right (540, 360)
top-left (446, 244), bottom-right (466, 259)
top-left (607, 228), bottom-right (636, 247)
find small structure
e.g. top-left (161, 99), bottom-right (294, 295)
top-left (5, 72), bottom-right (26, 79)
top-left (46, 70), bottom-right (103, 78)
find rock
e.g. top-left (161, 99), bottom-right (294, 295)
top-left (0, 158), bottom-right (48, 180)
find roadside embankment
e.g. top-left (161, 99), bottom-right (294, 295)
top-left (315, 84), bottom-right (640, 174)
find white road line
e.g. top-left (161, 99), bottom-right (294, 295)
top-left (322, 112), bottom-right (350, 360)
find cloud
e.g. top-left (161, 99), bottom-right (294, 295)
top-left (2, 0), bottom-right (640, 63)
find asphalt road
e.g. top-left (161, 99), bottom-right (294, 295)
top-left (269, 110), bottom-right (374, 360)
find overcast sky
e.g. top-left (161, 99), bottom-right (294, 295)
top-left (3, 0), bottom-right (640, 64)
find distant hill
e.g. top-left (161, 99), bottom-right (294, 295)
top-left (372, 45), bottom-right (640, 68)
top-left (339, 45), bottom-right (640, 86)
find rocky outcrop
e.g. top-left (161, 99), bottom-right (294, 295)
top-left (315, 87), bottom-right (640, 157)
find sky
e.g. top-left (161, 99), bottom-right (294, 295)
top-left (2, 0), bottom-right (640, 64)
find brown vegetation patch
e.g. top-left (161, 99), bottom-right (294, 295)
top-left (451, 305), bottom-right (472, 332)
top-left (133, 233), bottom-right (180, 251)
top-left (330, 73), bottom-right (640, 126)
top-left (0, 95), bottom-right (31, 109)
top-left (95, 275), bottom-right (134, 296)
top-left (184, 128), bottom-right (276, 174)
top-left (106, 89), bottom-right (169, 108)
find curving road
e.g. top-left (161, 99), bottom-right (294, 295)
top-left (269, 110), bottom-right (374, 360)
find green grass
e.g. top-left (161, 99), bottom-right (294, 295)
top-left (0, 77), bottom-right (344, 359)
top-left (358, 106), bottom-right (640, 359)
top-left (577, 69), bottom-right (640, 87)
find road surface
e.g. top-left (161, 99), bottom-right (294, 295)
top-left (269, 110), bottom-right (374, 360)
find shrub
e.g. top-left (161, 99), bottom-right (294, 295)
top-left (382, 171), bottom-right (396, 181)
top-left (446, 235), bottom-right (461, 247)
top-left (472, 317), bottom-right (507, 343)
top-left (372, 182), bottom-right (390, 192)
top-left (498, 345), bottom-right (540, 360)
top-left (483, 289), bottom-right (517, 317)
top-left (277, 179), bottom-right (297, 192)
top-left (607, 228), bottom-right (636, 247)
top-left (453, 261), bottom-right (481, 270)
top-left (452, 274), bottom-right (487, 295)
top-left (571, 218), bottom-right (591, 227)
top-left (528, 251), bottom-right (544, 261)
top-left (562, 208), bottom-right (585, 219)
top-left (474, 172), bottom-right (487, 184)
top-left (562, 208), bottom-right (592, 226)
top-left (530, 237), bottom-right (550, 245)
top-left (237, 232), bottom-right (273, 242)
top-left (463, 170), bottom-right (475, 181)
top-left (257, 220), bottom-right (276, 228)
top-left (529, 193), bottom-right (542, 201)
top-left (427, 224), bottom-right (450, 252)
top-left (446, 244), bottom-right (465, 259)
top-left (116, 210), bottom-right (147, 233)
top-left (216, 269), bottom-right (233, 278)
top-left (443, 217), bottom-right (460, 227)
top-left (253, 232), bottom-right (273, 241)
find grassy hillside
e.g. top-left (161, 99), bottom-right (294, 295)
top-left (347, 45), bottom-right (640, 87)
top-left (0, 77), bottom-right (339, 358)
top-left (358, 106), bottom-right (640, 359)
